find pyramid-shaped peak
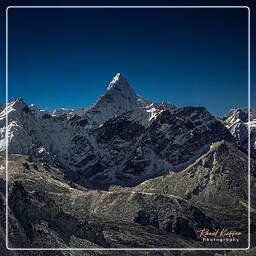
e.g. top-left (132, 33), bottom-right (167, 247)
top-left (107, 72), bottom-right (130, 90)
top-left (112, 72), bottom-right (127, 82)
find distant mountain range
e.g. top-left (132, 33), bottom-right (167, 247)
top-left (0, 73), bottom-right (255, 253)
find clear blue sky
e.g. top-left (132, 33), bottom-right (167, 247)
top-left (0, 2), bottom-right (253, 117)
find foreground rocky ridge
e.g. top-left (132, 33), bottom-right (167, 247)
top-left (0, 155), bottom-right (210, 249)
top-left (110, 141), bottom-right (256, 232)
top-left (0, 145), bottom-right (254, 253)
top-left (0, 151), bottom-right (254, 252)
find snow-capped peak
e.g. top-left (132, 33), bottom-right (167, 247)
top-left (103, 73), bottom-right (138, 101)
top-left (107, 72), bottom-right (129, 90)
top-left (1, 74), bottom-right (176, 128)
top-left (223, 107), bottom-right (256, 155)
top-left (81, 73), bottom-right (146, 124)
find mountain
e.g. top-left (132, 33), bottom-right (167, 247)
top-left (114, 140), bottom-right (255, 214)
top-left (81, 72), bottom-right (151, 124)
top-left (0, 73), bottom-right (253, 252)
top-left (28, 73), bottom-right (176, 124)
top-left (0, 74), bottom-right (234, 186)
top-left (223, 108), bottom-right (256, 157)
top-left (1, 154), bottom-right (212, 249)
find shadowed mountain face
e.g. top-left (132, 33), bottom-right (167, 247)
top-left (0, 74), bottom-right (253, 252)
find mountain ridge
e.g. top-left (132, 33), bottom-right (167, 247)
top-left (0, 73), bottom-right (253, 186)
top-left (0, 75), bottom-right (239, 187)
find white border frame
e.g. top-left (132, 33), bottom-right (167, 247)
top-left (5, 5), bottom-right (251, 251)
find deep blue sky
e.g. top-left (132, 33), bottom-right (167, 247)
top-left (0, 2), bottom-right (253, 117)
